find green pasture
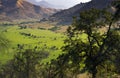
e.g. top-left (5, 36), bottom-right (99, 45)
top-left (0, 25), bottom-right (65, 64)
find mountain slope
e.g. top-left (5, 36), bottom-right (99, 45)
top-left (27, 0), bottom-right (66, 9)
top-left (47, 0), bottom-right (114, 25)
top-left (0, 0), bottom-right (57, 21)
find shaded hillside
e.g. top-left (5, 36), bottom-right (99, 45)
top-left (27, 0), bottom-right (65, 9)
top-left (47, 0), bottom-right (114, 25)
top-left (0, 0), bottom-right (57, 21)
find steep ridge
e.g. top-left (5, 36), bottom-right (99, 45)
top-left (47, 0), bottom-right (114, 25)
top-left (0, 0), bottom-right (57, 21)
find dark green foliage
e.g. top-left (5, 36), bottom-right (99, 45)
top-left (20, 32), bottom-right (31, 37)
top-left (0, 49), bottom-right (49, 78)
top-left (38, 27), bottom-right (46, 30)
top-left (52, 5), bottom-right (120, 78)
top-left (48, 26), bottom-right (60, 31)
top-left (0, 33), bottom-right (9, 51)
top-left (112, 0), bottom-right (120, 21)
top-left (19, 26), bottom-right (27, 29)
top-left (0, 22), bottom-right (14, 26)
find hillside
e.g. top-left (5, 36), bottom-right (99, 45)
top-left (27, 0), bottom-right (66, 9)
top-left (0, 0), bottom-right (57, 21)
top-left (47, 0), bottom-right (113, 25)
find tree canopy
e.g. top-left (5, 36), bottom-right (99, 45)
top-left (52, 1), bottom-right (120, 78)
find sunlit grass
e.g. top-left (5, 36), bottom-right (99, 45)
top-left (0, 25), bottom-right (65, 64)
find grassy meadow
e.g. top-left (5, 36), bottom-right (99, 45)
top-left (0, 22), bottom-right (67, 64)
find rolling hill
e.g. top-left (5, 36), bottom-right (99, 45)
top-left (47, 0), bottom-right (114, 25)
top-left (27, 0), bottom-right (65, 9)
top-left (0, 0), bottom-right (57, 21)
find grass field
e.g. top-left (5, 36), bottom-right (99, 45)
top-left (0, 24), bottom-right (66, 64)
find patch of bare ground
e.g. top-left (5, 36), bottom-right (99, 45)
top-left (56, 26), bottom-right (69, 33)
top-left (99, 27), bottom-right (108, 32)
top-left (31, 22), bottom-right (54, 29)
top-left (19, 22), bottom-right (55, 29)
top-left (77, 73), bottom-right (90, 78)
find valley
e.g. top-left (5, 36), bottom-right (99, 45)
top-left (0, 22), bottom-right (67, 64)
top-left (0, 0), bottom-right (119, 78)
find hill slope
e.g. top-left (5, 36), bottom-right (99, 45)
top-left (0, 0), bottom-right (57, 21)
top-left (27, 0), bottom-right (65, 9)
top-left (47, 0), bottom-right (113, 25)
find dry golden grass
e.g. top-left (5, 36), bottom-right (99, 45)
top-left (77, 73), bottom-right (90, 78)
top-left (35, 22), bottom-right (55, 29)
top-left (18, 22), bottom-right (55, 29)
top-left (17, 0), bottom-right (24, 8)
top-left (18, 21), bottom-right (69, 33)
top-left (56, 26), bottom-right (68, 33)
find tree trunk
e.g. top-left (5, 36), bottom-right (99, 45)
top-left (92, 72), bottom-right (96, 78)
top-left (92, 68), bottom-right (97, 78)
top-left (60, 72), bottom-right (64, 78)
top-left (48, 64), bottom-right (51, 78)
